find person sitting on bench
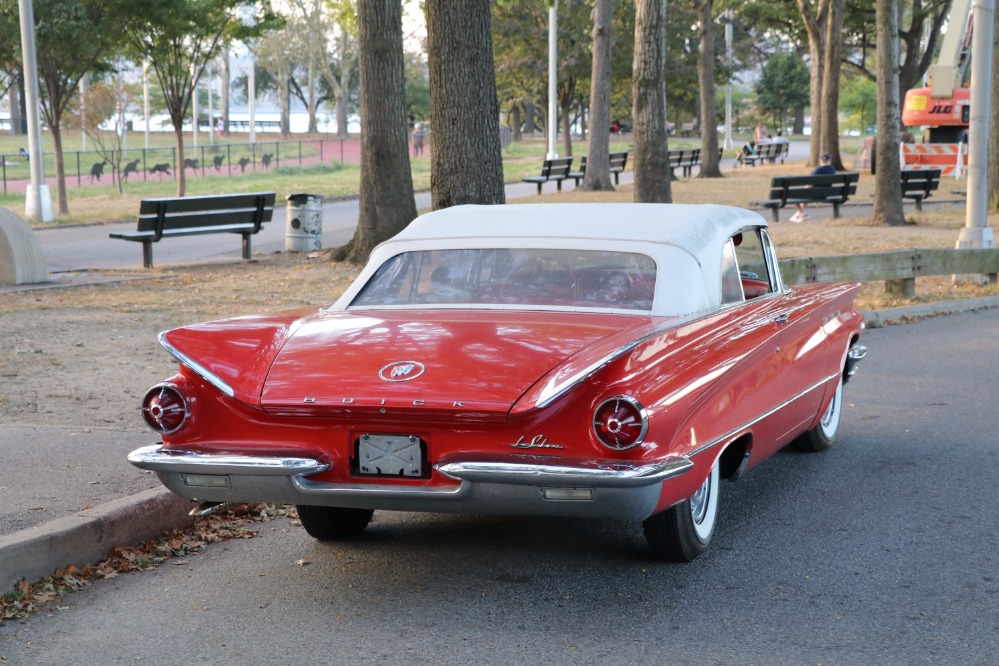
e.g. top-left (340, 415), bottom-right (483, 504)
top-left (790, 153), bottom-right (835, 223)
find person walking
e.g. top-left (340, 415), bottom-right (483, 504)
top-left (789, 153), bottom-right (836, 223)
top-left (412, 123), bottom-right (426, 157)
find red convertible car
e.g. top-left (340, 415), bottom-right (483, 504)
top-left (129, 203), bottom-right (866, 561)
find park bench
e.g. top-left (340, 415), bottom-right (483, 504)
top-left (678, 122), bottom-right (697, 137)
top-left (900, 169), bottom-right (940, 211)
top-left (568, 151), bottom-right (629, 186)
top-left (109, 192), bottom-right (276, 268)
top-left (737, 141), bottom-right (789, 167)
top-left (667, 147), bottom-right (723, 179)
top-left (757, 172), bottom-right (860, 222)
top-left (226, 119), bottom-right (281, 132)
top-left (522, 156), bottom-right (573, 194)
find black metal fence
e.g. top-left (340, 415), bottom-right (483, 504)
top-left (1, 138), bottom-right (356, 195)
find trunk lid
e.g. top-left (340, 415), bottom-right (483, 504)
top-left (260, 309), bottom-right (639, 422)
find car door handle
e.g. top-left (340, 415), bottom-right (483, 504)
top-left (774, 314), bottom-right (790, 324)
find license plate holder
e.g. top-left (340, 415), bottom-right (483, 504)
top-left (358, 434), bottom-right (423, 477)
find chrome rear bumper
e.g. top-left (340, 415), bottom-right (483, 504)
top-left (128, 445), bottom-right (694, 521)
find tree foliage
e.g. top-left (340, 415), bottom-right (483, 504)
top-left (0, 0), bottom-right (136, 214)
top-left (754, 51), bottom-right (810, 131)
top-left (125, 0), bottom-right (280, 196)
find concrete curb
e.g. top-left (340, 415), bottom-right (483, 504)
top-left (863, 294), bottom-right (999, 328)
top-left (0, 487), bottom-right (193, 593)
top-left (2, 296), bottom-right (997, 594)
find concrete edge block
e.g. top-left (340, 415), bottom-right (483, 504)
top-left (0, 488), bottom-right (193, 593)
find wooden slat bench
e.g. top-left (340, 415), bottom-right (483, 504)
top-left (609, 151), bottom-right (628, 184)
top-left (900, 169), bottom-right (941, 211)
top-left (737, 141), bottom-right (789, 167)
top-left (568, 151), bottom-right (629, 186)
top-left (109, 192), bottom-right (276, 268)
top-left (757, 172), bottom-right (860, 222)
top-left (522, 157), bottom-right (573, 194)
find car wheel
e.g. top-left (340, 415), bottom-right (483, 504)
top-left (296, 505), bottom-right (374, 540)
top-left (791, 372), bottom-right (843, 453)
top-left (643, 458), bottom-right (720, 562)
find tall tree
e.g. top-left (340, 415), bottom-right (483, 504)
top-left (333, 0), bottom-right (416, 263)
top-left (253, 26), bottom-right (298, 136)
top-left (795, 0), bottom-right (830, 166)
top-left (691, 0), bottom-right (722, 178)
top-left (632, 0), bottom-right (671, 203)
top-left (320, 0), bottom-right (358, 139)
top-left (0, 0), bottom-right (132, 214)
top-left (872, 0), bottom-right (905, 226)
top-left (426, 0), bottom-right (505, 209)
top-left (754, 52), bottom-right (811, 132)
top-left (844, 0), bottom-right (952, 105)
top-left (80, 77), bottom-right (135, 195)
top-left (581, 0), bottom-right (614, 191)
top-left (820, 0), bottom-right (847, 170)
top-left (126, 0), bottom-right (276, 197)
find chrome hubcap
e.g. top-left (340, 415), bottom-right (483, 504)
top-left (690, 474), bottom-right (711, 525)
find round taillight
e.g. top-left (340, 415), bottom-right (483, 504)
top-left (593, 396), bottom-right (648, 450)
top-left (142, 384), bottom-right (188, 434)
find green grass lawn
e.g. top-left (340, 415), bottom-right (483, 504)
top-left (3, 128), bottom-right (813, 226)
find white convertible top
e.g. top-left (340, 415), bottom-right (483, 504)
top-left (334, 203), bottom-right (771, 316)
top-left (392, 203), bottom-right (766, 263)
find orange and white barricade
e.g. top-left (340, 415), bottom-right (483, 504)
top-left (901, 143), bottom-right (968, 178)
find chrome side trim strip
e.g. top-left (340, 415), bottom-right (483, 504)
top-left (534, 312), bottom-right (703, 408)
top-left (686, 371), bottom-right (840, 459)
top-left (435, 456), bottom-right (693, 488)
top-left (127, 444), bottom-right (328, 476)
top-left (158, 331), bottom-right (235, 398)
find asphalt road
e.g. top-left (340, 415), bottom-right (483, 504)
top-left (2, 308), bottom-right (997, 665)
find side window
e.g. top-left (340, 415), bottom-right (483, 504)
top-left (721, 239), bottom-right (744, 305)
top-left (732, 229), bottom-right (775, 299)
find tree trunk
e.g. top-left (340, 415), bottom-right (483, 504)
top-left (694, 0), bottom-right (722, 178)
top-left (525, 101), bottom-right (537, 135)
top-left (582, 0), bottom-right (614, 192)
top-left (336, 93), bottom-right (349, 137)
top-left (990, 0), bottom-right (999, 211)
top-left (425, 0), bottom-right (506, 209)
top-left (560, 96), bottom-right (573, 157)
top-left (174, 126), bottom-right (187, 197)
top-left (280, 72), bottom-right (291, 137)
top-left (632, 0), bottom-right (671, 203)
top-left (221, 51), bottom-right (231, 137)
top-left (794, 106), bottom-right (805, 134)
top-left (307, 62), bottom-right (318, 133)
top-left (49, 124), bottom-right (68, 214)
top-left (9, 76), bottom-right (24, 135)
top-left (797, 0), bottom-right (829, 167)
top-left (335, 0), bottom-right (416, 263)
top-left (821, 0), bottom-right (846, 170)
top-left (872, 0), bottom-right (905, 226)
top-left (511, 103), bottom-right (522, 142)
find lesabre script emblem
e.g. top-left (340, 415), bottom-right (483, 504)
top-left (379, 361), bottom-right (426, 382)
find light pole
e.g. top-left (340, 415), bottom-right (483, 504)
top-left (724, 10), bottom-right (734, 150)
top-left (956, 0), bottom-right (996, 257)
top-left (207, 67), bottom-right (214, 146)
top-left (547, 1), bottom-right (558, 159)
top-left (143, 61), bottom-right (150, 149)
top-left (17, 0), bottom-right (52, 222)
top-left (192, 65), bottom-right (199, 149)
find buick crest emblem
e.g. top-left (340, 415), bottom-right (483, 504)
top-left (379, 361), bottom-right (426, 382)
